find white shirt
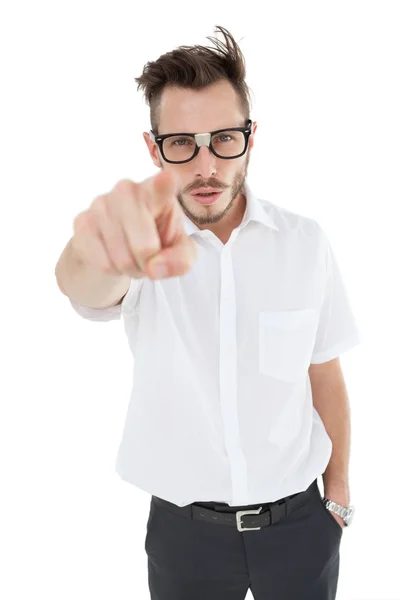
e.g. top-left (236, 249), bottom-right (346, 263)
top-left (70, 181), bottom-right (361, 507)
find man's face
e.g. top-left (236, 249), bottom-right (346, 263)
top-left (144, 79), bottom-right (257, 226)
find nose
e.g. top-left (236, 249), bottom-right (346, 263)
top-left (193, 145), bottom-right (217, 179)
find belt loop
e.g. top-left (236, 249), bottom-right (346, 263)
top-left (270, 497), bottom-right (289, 523)
top-left (284, 497), bottom-right (289, 517)
top-left (269, 502), bottom-right (279, 525)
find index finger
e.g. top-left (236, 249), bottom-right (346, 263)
top-left (143, 170), bottom-right (180, 219)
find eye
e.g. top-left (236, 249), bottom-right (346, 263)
top-left (174, 138), bottom-right (189, 146)
top-left (218, 134), bottom-right (232, 142)
top-left (166, 136), bottom-right (195, 148)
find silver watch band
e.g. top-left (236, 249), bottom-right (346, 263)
top-left (323, 498), bottom-right (355, 526)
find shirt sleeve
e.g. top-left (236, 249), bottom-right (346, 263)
top-left (310, 228), bottom-right (362, 364)
top-left (69, 277), bottom-right (143, 322)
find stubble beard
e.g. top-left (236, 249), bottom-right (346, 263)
top-left (176, 153), bottom-right (250, 225)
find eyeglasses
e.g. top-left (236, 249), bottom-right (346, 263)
top-left (149, 120), bottom-right (253, 164)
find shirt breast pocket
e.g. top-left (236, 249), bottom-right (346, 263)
top-left (259, 309), bottom-right (319, 383)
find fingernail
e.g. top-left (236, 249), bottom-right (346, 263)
top-left (150, 261), bottom-right (168, 279)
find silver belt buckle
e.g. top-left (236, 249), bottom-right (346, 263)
top-left (236, 506), bottom-right (263, 531)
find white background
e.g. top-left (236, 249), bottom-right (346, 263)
top-left (1, 1), bottom-right (399, 599)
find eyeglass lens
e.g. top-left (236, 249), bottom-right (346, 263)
top-left (162, 130), bottom-right (246, 162)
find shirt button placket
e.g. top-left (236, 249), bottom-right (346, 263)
top-left (219, 242), bottom-right (249, 505)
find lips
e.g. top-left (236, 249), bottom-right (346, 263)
top-left (191, 191), bottom-right (223, 205)
top-left (191, 188), bottom-right (222, 194)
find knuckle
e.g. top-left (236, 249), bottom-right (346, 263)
top-left (115, 255), bottom-right (136, 272)
top-left (114, 260), bottom-right (142, 278)
top-left (100, 251), bottom-right (127, 274)
top-left (108, 241), bottom-right (141, 272)
top-left (113, 179), bottom-right (137, 195)
top-left (90, 195), bottom-right (108, 214)
top-left (73, 210), bottom-right (94, 234)
top-left (97, 261), bottom-right (116, 274)
top-left (134, 245), bottom-right (159, 261)
top-left (73, 211), bottom-right (85, 229)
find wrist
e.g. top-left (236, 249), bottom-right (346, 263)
top-left (323, 481), bottom-right (350, 506)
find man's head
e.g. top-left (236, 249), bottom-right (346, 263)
top-left (135, 26), bottom-right (257, 228)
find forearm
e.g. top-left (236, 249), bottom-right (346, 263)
top-left (55, 237), bottom-right (131, 309)
top-left (311, 364), bottom-right (351, 505)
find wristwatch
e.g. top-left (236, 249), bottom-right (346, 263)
top-left (322, 497), bottom-right (355, 527)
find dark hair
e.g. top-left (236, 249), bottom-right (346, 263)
top-left (135, 26), bottom-right (252, 133)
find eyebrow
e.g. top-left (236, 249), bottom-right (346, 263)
top-left (157, 124), bottom-right (247, 136)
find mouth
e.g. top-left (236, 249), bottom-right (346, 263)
top-left (190, 190), bottom-right (223, 205)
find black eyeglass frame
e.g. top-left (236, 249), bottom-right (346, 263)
top-left (149, 120), bottom-right (253, 164)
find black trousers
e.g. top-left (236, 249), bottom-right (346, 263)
top-left (145, 478), bottom-right (343, 600)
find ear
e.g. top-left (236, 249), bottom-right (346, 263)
top-left (249, 120), bottom-right (257, 152)
top-left (143, 132), bottom-right (162, 168)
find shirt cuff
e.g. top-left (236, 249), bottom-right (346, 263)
top-left (310, 332), bottom-right (362, 364)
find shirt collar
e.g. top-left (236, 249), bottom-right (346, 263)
top-left (182, 181), bottom-right (279, 236)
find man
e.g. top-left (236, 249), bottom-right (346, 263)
top-left (55, 25), bottom-right (361, 600)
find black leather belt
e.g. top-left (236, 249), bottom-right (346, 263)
top-left (152, 478), bottom-right (317, 532)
